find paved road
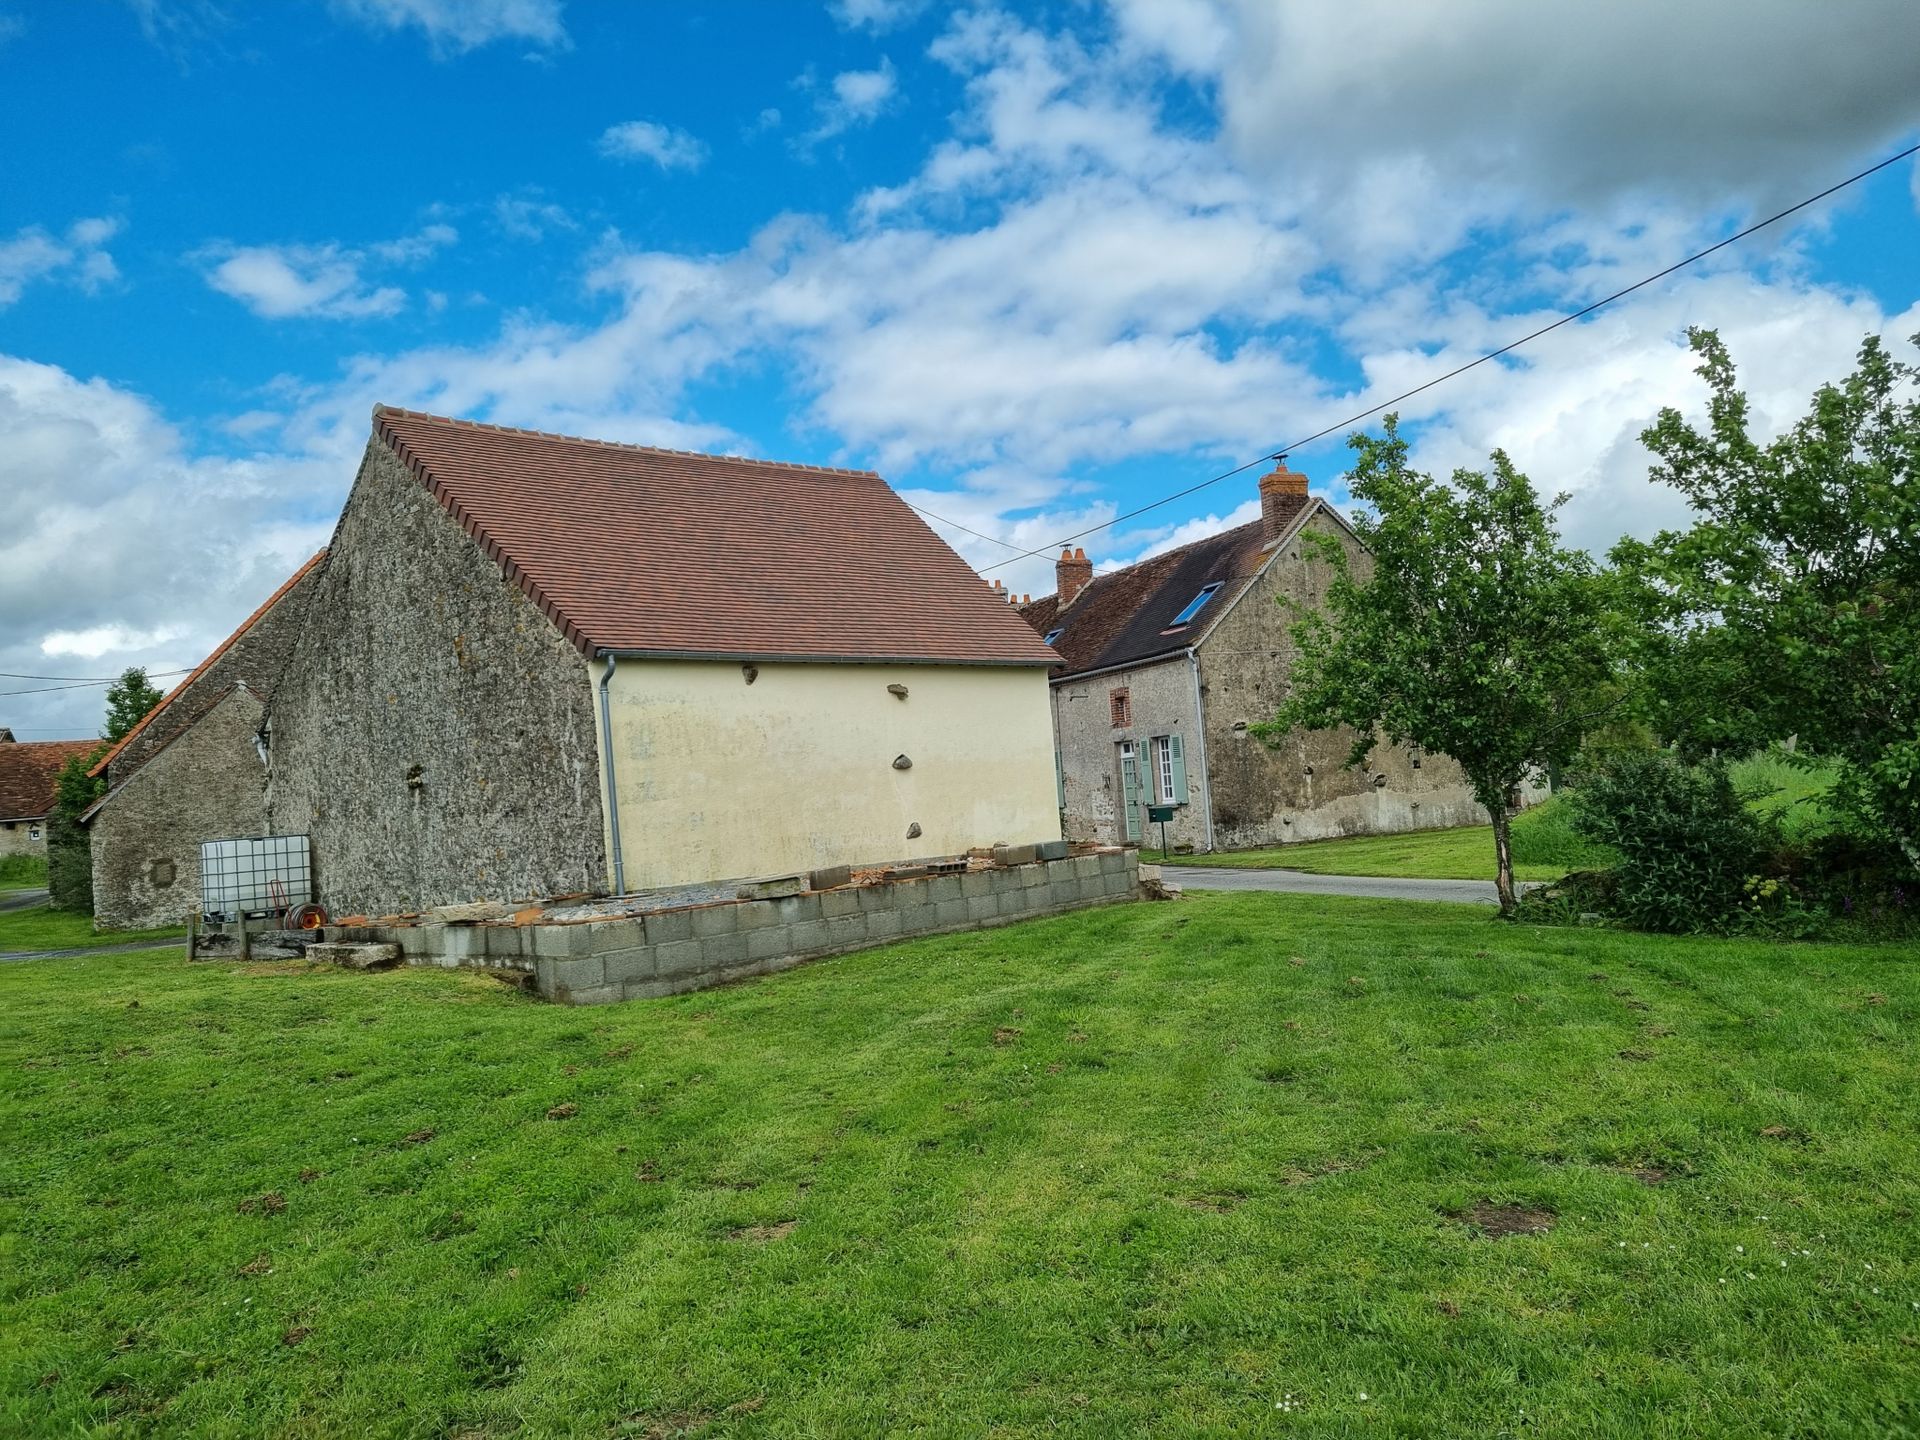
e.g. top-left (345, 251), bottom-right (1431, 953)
top-left (1, 937), bottom-right (187, 963)
top-left (1162, 866), bottom-right (1509, 906)
top-left (0, 887), bottom-right (49, 912)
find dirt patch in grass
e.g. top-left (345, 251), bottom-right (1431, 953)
top-left (991, 1027), bottom-right (1021, 1047)
top-left (546, 1103), bottom-right (578, 1120)
top-left (726, 1220), bottom-right (797, 1243)
top-left (1448, 1202), bottom-right (1556, 1238)
top-left (1626, 1167), bottom-right (1668, 1186)
top-left (1277, 1148), bottom-right (1382, 1186)
top-left (1175, 1192), bottom-right (1246, 1213)
top-left (236, 1192), bottom-right (286, 1216)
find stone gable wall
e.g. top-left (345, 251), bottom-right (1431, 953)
top-left (107, 561), bottom-right (324, 788)
top-left (1194, 510), bottom-right (1490, 849)
top-left (90, 688), bottom-right (268, 930)
top-left (265, 439), bottom-right (606, 917)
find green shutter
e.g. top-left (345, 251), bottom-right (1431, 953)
top-left (1168, 733), bottom-right (1189, 804)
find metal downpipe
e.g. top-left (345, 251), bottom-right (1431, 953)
top-left (597, 653), bottom-right (627, 896)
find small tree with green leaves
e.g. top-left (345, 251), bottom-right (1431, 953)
top-left (45, 667), bottom-right (167, 914)
top-left (1257, 419), bottom-right (1621, 912)
top-left (1614, 329), bottom-right (1919, 873)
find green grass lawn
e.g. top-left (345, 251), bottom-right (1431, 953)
top-left (3, 894), bottom-right (1916, 1437)
top-left (0, 904), bottom-right (185, 954)
top-left (0, 854), bottom-right (48, 891)
top-left (1146, 796), bottom-right (1612, 881)
top-left (1148, 823), bottom-right (1569, 881)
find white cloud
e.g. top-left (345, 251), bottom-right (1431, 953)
top-left (369, 222), bottom-right (459, 264)
top-left (328, 0), bottom-right (566, 54)
top-left (197, 224), bottom-right (456, 320)
top-left (493, 191), bottom-right (575, 241)
top-left (42, 624), bottom-right (184, 659)
top-left (0, 217), bottom-right (121, 307)
top-left (598, 119), bottom-right (708, 171)
top-left (811, 58), bottom-right (898, 139)
top-left (202, 244), bottom-right (406, 320)
top-left (0, 354), bottom-right (335, 735)
top-left (828, 0), bottom-right (925, 31)
top-left (1122, 0), bottom-right (1920, 273)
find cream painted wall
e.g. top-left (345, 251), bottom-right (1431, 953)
top-left (595, 659), bottom-right (1061, 892)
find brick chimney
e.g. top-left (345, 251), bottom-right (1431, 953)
top-left (1056, 545), bottom-right (1092, 606)
top-left (1259, 459), bottom-right (1310, 547)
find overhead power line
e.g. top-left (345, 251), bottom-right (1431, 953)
top-left (0, 667), bottom-right (193, 698)
top-left (957, 140), bottom-right (1920, 579)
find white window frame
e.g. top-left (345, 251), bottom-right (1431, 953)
top-left (1153, 735), bottom-right (1176, 804)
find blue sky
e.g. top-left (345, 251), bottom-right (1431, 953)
top-left (3, 0), bottom-right (1918, 736)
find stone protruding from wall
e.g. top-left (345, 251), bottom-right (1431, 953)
top-left (362, 849), bottom-right (1139, 1005)
top-left (1259, 462), bottom-right (1310, 547)
top-left (1056, 546), bottom-right (1093, 607)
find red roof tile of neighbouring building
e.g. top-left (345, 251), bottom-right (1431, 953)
top-left (0, 737), bottom-right (99, 821)
top-left (370, 407), bottom-right (1060, 666)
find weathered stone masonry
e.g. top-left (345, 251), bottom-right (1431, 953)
top-left (266, 440), bottom-right (607, 918)
top-left (1195, 510), bottom-right (1487, 849)
top-left (332, 849), bottom-right (1140, 1004)
top-left (90, 689), bottom-right (270, 930)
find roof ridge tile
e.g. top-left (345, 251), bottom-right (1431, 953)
top-left (373, 405), bottom-right (883, 479)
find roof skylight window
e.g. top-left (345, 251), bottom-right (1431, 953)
top-left (1168, 582), bottom-right (1223, 627)
top-left (1043, 628), bottom-right (1065, 646)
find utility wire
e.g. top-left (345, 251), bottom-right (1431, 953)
top-left (967, 141), bottom-right (1920, 578)
top-left (0, 668), bottom-right (192, 682)
top-left (0, 667), bottom-right (193, 698)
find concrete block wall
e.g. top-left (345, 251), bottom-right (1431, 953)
top-left (346, 849), bottom-right (1139, 1005)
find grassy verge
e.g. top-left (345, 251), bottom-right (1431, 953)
top-left (0, 904), bottom-right (185, 953)
top-left (0, 854), bottom-right (48, 891)
top-left (1149, 798), bottom-right (1611, 881)
top-left (3, 894), bottom-right (1915, 1436)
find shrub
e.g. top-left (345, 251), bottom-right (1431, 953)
top-left (1566, 753), bottom-right (1776, 934)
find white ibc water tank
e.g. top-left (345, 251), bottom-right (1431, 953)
top-left (197, 834), bottom-right (312, 918)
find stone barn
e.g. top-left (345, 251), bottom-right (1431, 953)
top-left (263, 407), bottom-right (1062, 918)
top-left (83, 553), bottom-right (326, 929)
top-left (1018, 462), bottom-right (1533, 853)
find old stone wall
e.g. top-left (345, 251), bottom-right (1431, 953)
top-left (90, 688), bottom-right (269, 930)
top-left (106, 560), bottom-right (324, 788)
top-left (266, 439), bottom-right (607, 917)
top-left (0, 820), bottom-right (47, 859)
top-left (344, 849), bottom-right (1140, 1004)
top-left (1049, 657), bottom-right (1206, 850)
top-left (1196, 510), bottom-right (1494, 849)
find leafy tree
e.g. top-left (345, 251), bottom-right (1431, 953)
top-left (1614, 330), bottom-right (1919, 872)
top-left (45, 667), bottom-right (166, 913)
top-left (1257, 419), bottom-right (1620, 912)
top-left (103, 669), bottom-right (166, 742)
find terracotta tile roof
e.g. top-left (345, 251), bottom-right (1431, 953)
top-left (0, 737), bottom-right (100, 821)
top-left (371, 408), bottom-right (1059, 666)
top-left (87, 550), bottom-right (328, 779)
top-left (1016, 518), bottom-right (1275, 678)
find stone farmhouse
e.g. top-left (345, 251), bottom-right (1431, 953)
top-left (1017, 462), bottom-right (1502, 853)
top-left (260, 407), bottom-right (1063, 919)
top-left (0, 730), bottom-right (97, 862)
top-left (83, 552), bottom-right (327, 929)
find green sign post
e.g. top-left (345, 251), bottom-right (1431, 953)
top-left (1147, 804), bottom-right (1175, 856)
